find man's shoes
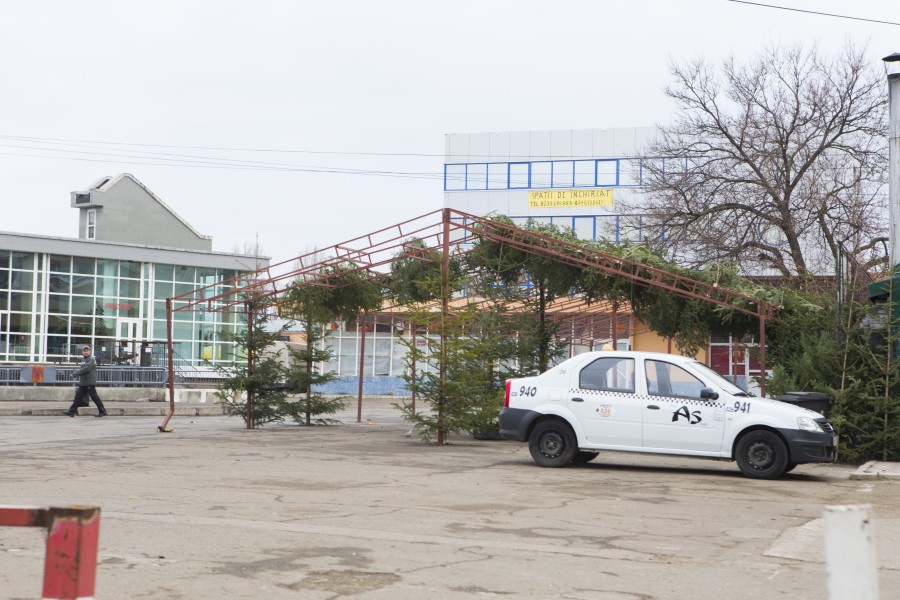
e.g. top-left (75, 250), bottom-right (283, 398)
top-left (95, 412), bottom-right (108, 418)
top-left (64, 411), bottom-right (75, 417)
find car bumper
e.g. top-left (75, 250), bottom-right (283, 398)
top-left (777, 427), bottom-right (837, 464)
top-left (498, 407), bottom-right (540, 442)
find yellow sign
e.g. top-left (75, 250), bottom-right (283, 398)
top-left (528, 189), bottom-right (613, 208)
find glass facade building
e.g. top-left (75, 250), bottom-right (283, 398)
top-left (0, 242), bottom-right (252, 366)
top-left (1, 173), bottom-right (265, 368)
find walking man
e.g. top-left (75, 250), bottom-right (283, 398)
top-left (64, 345), bottom-right (109, 417)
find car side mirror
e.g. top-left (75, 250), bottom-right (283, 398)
top-left (700, 387), bottom-right (719, 400)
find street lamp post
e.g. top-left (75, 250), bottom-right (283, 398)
top-left (886, 53), bottom-right (900, 269)
top-left (867, 54), bottom-right (900, 342)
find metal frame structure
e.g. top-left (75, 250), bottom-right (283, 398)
top-left (160, 208), bottom-right (776, 431)
top-left (0, 504), bottom-right (100, 599)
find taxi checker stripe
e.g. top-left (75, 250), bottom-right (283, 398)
top-left (569, 389), bottom-right (725, 409)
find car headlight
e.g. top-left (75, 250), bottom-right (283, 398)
top-left (797, 416), bottom-right (824, 433)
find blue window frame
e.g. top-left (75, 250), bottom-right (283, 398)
top-left (443, 158), bottom-right (654, 191)
top-left (551, 161), bottom-right (574, 187)
top-left (574, 160), bottom-right (595, 187)
top-left (596, 160), bottom-right (618, 186)
top-left (531, 162), bottom-right (551, 188)
top-left (487, 163), bottom-right (507, 190)
top-left (467, 164), bottom-right (487, 190)
top-left (444, 164), bottom-right (466, 191)
top-left (509, 162), bottom-right (530, 189)
top-left (502, 214), bottom-right (644, 243)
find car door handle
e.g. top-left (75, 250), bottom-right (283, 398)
top-left (571, 397), bottom-right (584, 402)
top-left (646, 405), bottom-right (660, 410)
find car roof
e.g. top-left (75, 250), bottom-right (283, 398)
top-left (569, 351), bottom-right (697, 362)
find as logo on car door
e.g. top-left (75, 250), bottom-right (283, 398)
top-left (672, 405), bottom-right (702, 424)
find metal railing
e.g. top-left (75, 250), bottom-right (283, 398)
top-left (168, 347), bottom-right (235, 387)
top-left (0, 366), bottom-right (22, 384)
top-left (56, 366), bottom-right (168, 387)
top-left (0, 366), bottom-right (166, 387)
top-left (1, 346), bottom-right (240, 388)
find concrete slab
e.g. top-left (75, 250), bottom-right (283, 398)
top-left (850, 460), bottom-right (900, 480)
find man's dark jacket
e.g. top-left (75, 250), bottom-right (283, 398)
top-left (73, 355), bottom-right (97, 386)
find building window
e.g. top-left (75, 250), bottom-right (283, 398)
top-left (444, 164), bottom-right (466, 191)
top-left (596, 160), bottom-right (618, 186)
top-left (619, 159), bottom-right (643, 186)
top-left (531, 162), bottom-right (551, 188)
top-left (509, 162), bottom-right (530, 189)
top-left (86, 210), bottom-right (96, 240)
top-left (574, 160), bottom-right (595, 187)
top-left (551, 161), bottom-right (574, 187)
top-left (487, 163), bottom-right (507, 190)
top-left (467, 164), bottom-right (487, 190)
top-left (443, 157), bottom-right (656, 191)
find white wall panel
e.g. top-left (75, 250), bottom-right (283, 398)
top-left (489, 132), bottom-right (510, 160)
top-left (529, 130), bottom-right (552, 160)
top-left (593, 129), bottom-right (616, 157)
top-left (509, 131), bottom-right (531, 162)
top-left (572, 129), bottom-right (593, 159)
top-left (468, 133), bottom-right (491, 162)
top-left (446, 134), bottom-right (470, 163)
top-left (486, 190), bottom-right (512, 216)
top-left (631, 126), bottom-right (659, 154)
top-left (550, 130), bottom-right (572, 159)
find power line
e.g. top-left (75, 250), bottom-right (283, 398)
top-left (0, 133), bottom-right (638, 161)
top-left (0, 148), bottom-right (446, 181)
top-left (727, 0), bottom-right (900, 26)
top-left (0, 134), bottom-right (447, 158)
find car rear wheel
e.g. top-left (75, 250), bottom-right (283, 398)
top-left (735, 430), bottom-right (788, 479)
top-left (529, 420), bottom-right (577, 467)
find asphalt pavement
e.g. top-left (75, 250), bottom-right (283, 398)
top-left (3, 395), bottom-right (897, 480)
top-left (3, 406), bottom-right (900, 600)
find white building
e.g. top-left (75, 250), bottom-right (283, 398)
top-left (0, 174), bottom-right (266, 373)
top-left (443, 127), bottom-right (657, 242)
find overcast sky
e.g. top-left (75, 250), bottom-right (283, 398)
top-left (1, 0), bottom-right (898, 263)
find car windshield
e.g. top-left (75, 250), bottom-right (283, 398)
top-left (689, 361), bottom-right (753, 396)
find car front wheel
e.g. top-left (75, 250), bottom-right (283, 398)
top-left (735, 430), bottom-right (788, 479)
top-left (528, 420), bottom-right (577, 467)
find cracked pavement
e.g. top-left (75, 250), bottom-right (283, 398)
top-left (1, 404), bottom-right (899, 599)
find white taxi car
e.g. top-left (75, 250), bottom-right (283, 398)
top-left (498, 351), bottom-right (836, 479)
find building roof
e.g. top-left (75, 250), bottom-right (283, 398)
top-left (77, 173), bottom-right (212, 242)
top-left (0, 229), bottom-right (267, 271)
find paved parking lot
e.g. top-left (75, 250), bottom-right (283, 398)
top-left (2, 405), bottom-right (899, 599)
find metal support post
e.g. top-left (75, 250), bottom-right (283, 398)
top-left (357, 321), bottom-right (368, 423)
top-left (0, 505), bottom-right (100, 600)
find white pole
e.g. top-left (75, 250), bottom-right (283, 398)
top-left (886, 58), bottom-right (900, 267)
top-left (823, 504), bottom-right (879, 600)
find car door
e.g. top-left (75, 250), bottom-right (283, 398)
top-left (641, 358), bottom-right (726, 453)
top-left (568, 355), bottom-right (642, 447)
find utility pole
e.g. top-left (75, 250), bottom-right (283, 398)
top-left (867, 54), bottom-right (900, 348)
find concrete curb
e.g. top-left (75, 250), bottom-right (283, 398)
top-left (0, 405), bottom-right (228, 417)
top-left (0, 396), bottom-right (405, 418)
top-left (849, 460), bottom-right (900, 481)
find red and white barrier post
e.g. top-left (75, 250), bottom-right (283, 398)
top-left (0, 505), bottom-right (100, 600)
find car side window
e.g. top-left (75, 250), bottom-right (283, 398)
top-left (579, 357), bottom-right (635, 393)
top-left (645, 360), bottom-right (705, 398)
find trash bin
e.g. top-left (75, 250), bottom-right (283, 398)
top-left (776, 391), bottom-right (831, 417)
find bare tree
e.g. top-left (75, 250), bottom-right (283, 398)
top-left (629, 44), bottom-right (887, 283)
